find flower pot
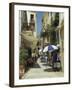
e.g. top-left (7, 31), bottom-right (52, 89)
top-left (19, 64), bottom-right (25, 79)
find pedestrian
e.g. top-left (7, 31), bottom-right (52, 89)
top-left (52, 50), bottom-right (57, 71)
top-left (57, 52), bottom-right (60, 62)
top-left (46, 55), bottom-right (48, 64)
top-left (56, 50), bottom-right (62, 71)
top-left (45, 53), bottom-right (48, 64)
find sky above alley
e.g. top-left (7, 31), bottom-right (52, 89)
top-left (36, 11), bottom-right (44, 37)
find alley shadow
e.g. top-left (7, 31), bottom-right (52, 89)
top-left (32, 62), bottom-right (41, 68)
top-left (40, 60), bottom-right (46, 63)
top-left (44, 68), bottom-right (54, 72)
top-left (42, 63), bottom-right (49, 66)
top-left (42, 63), bottom-right (52, 67)
top-left (44, 68), bottom-right (62, 72)
top-left (27, 62), bottom-right (41, 68)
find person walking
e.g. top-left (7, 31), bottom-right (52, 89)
top-left (52, 51), bottom-right (58, 71)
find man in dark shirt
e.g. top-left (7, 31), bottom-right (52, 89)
top-left (52, 51), bottom-right (57, 71)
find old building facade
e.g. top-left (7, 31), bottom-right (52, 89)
top-left (19, 11), bottom-right (38, 49)
top-left (42, 12), bottom-right (64, 49)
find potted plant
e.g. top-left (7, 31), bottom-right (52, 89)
top-left (19, 48), bottom-right (28, 79)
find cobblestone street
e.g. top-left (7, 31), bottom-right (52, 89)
top-left (22, 58), bottom-right (64, 79)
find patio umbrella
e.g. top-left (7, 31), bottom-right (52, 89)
top-left (43, 45), bottom-right (58, 52)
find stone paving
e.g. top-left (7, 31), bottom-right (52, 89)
top-left (22, 58), bottom-right (64, 79)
